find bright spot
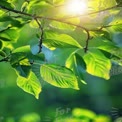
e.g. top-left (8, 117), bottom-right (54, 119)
top-left (66, 0), bottom-right (87, 15)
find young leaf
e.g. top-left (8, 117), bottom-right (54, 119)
top-left (83, 49), bottom-right (111, 79)
top-left (17, 71), bottom-right (42, 99)
top-left (40, 64), bottom-right (79, 90)
top-left (43, 31), bottom-right (82, 49)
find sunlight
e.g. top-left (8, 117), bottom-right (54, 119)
top-left (66, 0), bottom-right (88, 15)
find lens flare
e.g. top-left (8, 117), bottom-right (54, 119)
top-left (66, 0), bottom-right (87, 15)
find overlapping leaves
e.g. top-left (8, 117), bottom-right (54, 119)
top-left (0, 0), bottom-right (122, 99)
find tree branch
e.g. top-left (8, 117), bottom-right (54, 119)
top-left (1, 3), bottom-right (119, 53)
top-left (35, 18), bottom-right (44, 53)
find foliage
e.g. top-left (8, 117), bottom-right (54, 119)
top-left (0, 0), bottom-right (122, 99)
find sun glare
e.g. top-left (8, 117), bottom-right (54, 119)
top-left (66, 0), bottom-right (87, 15)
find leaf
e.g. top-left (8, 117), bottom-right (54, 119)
top-left (13, 45), bottom-right (30, 53)
top-left (43, 31), bottom-right (82, 49)
top-left (0, 50), bottom-right (6, 57)
top-left (83, 49), bottom-right (111, 79)
top-left (17, 71), bottom-right (42, 99)
top-left (15, 65), bottom-right (31, 78)
top-left (0, 41), bottom-right (2, 49)
top-left (66, 53), bottom-right (87, 84)
top-left (50, 21), bottom-right (76, 31)
top-left (40, 64), bottom-right (79, 90)
top-left (28, 1), bottom-right (53, 17)
top-left (113, 32), bottom-right (122, 47)
top-left (88, 0), bottom-right (117, 11)
top-left (0, 0), bottom-right (15, 9)
top-left (0, 28), bottom-right (19, 42)
top-left (10, 52), bottom-right (27, 66)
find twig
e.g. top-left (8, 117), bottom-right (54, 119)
top-left (0, 3), bottom-right (120, 53)
top-left (84, 30), bottom-right (90, 53)
top-left (35, 18), bottom-right (44, 53)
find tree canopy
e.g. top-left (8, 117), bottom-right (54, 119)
top-left (0, 0), bottom-right (122, 99)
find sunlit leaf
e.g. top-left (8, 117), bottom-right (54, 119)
top-left (43, 31), bottom-right (82, 49)
top-left (50, 21), bottom-right (76, 31)
top-left (40, 64), bottom-right (79, 89)
top-left (17, 71), bottom-right (42, 99)
top-left (83, 49), bottom-right (111, 79)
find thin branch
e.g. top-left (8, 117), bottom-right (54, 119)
top-left (1, 4), bottom-right (120, 53)
top-left (84, 30), bottom-right (90, 53)
top-left (0, 4), bottom-right (91, 52)
top-left (0, 5), bottom-right (33, 17)
top-left (35, 18), bottom-right (44, 53)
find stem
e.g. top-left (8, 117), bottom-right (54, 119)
top-left (1, 3), bottom-right (119, 53)
top-left (35, 18), bottom-right (44, 53)
top-left (0, 4), bottom-right (91, 52)
top-left (84, 30), bottom-right (90, 53)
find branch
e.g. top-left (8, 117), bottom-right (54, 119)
top-left (0, 5), bottom-right (33, 18)
top-left (0, 4), bottom-right (91, 52)
top-left (84, 30), bottom-right (90, 53)
top-left (35, 18), bottom-right (44, 53)
top-left (0, 4), bottom-right (89, 31)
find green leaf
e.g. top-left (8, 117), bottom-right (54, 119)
top-left (15, 65), bottom-right (31, 78)
top-left (28, 1), bottom-right (53, 17)
top-left (43, 31), bottom-right (82, 49)
top-left (17, 71), bottom-right (42, 99)
top-left (50, 21), bottom-right (76, 31)
top-left (0, 41), bottom-right (2, 49)
top-left (89, 0), bottom-right (117, 11)
top-left (13, 45), bottom-right (30, 53)
top-left (40, 64), bottom-right (79, 90)
top-left (66, 53), bottom-right (87, 84)
top-left (10, 52), bottom-right (26, 66)
top-left (0, 28), bottom-right (19, 42)
top-left (0, 50), bottom-right (6, 57)
top-left (0, 0), bottom-right (15, 9)
top-left (83, 49), bottom-right (111, 79)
